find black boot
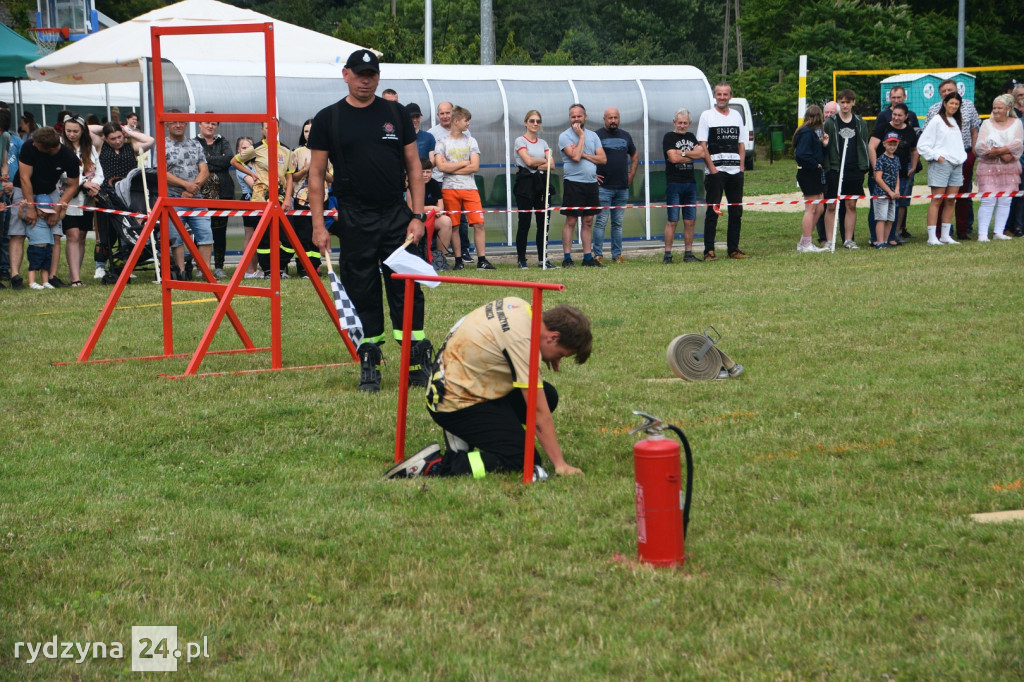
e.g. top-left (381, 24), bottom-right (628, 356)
top-left (408, 339), bottom-right (434, 388)
top-left (357, 343), bottom-right (382, 393)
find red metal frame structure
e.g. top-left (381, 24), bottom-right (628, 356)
top-left (390, 273), bottom-right (565, 484)
top-left (76, 23), bottom-right (357, 376)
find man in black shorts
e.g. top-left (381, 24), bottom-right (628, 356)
top-left (309, 50), bottom-right (432, 393)
top-left (558, 104), bottom-right (606, 267)
top-left (385, 298), bottom-right (591, 480)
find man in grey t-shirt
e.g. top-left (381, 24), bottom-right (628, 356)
top-left (557, 104), bottom-right (606, 267)
top-left (164, 113), bottom-right (210, 278)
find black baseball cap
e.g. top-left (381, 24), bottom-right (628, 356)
top-left (406, 102), bottom-right (422, 117)
top-left (345, 49), bottom-right (380, 74)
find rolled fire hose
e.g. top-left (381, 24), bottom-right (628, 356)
top-left (666, 326), bottom-right (742, 381)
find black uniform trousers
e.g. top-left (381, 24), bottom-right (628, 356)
top-left (337, 201), bottom-right (424, 343)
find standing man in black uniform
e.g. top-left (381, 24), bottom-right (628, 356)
top-left (309, 50), bottom-right (432, 393)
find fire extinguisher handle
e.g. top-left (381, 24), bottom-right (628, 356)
top-left (664, 424), bottom-right (694, 536)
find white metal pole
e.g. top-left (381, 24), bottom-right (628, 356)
top-left (425, 0), bottom-right (432, 65)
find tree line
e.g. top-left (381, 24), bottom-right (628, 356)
top-left (54, 1), bottom-right (1021, 136)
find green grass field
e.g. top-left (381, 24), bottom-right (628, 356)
top-left (2, 203), bottom-right (1023, 680)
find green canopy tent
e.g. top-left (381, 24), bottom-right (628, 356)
top-left (0, 23), bottom-right (45, 119)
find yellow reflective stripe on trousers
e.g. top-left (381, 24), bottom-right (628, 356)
top-left (467, 450), bottom-right (485, 479)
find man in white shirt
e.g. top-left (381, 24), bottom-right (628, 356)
top-left (697, 83), bottom-right (747, 260)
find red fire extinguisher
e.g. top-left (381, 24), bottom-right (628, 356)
top-left (629, 411), bottom-right (694, 567)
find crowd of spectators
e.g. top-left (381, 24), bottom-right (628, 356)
top-left (1, 76), bottom-right (1022, 291)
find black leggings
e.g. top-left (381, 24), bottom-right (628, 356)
top-left (514, 173), bottom-right (547, 261)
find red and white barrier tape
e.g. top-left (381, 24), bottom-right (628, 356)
top-left (7, 189), bottom-right (1024, 219)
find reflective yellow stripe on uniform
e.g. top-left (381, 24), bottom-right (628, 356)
top-left (467, 450), bottom-right (485, 479)
top-left (393, 329), bottom-right (426, 342)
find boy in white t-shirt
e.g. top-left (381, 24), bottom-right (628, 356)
top-left (434, 106), bottom-right (493, 270)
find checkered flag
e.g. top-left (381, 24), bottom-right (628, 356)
top-left (323, 250), bottom-right (364, 347)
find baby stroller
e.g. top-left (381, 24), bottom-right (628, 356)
top-left (94, 168), bottom-right (160, 284)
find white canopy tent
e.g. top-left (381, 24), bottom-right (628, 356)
top-left (9, 80), bottom-right (141, 125)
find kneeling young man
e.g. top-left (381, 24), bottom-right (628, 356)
top-left (386, 298), bottom-right (592, 479)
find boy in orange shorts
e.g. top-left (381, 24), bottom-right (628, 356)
top-left (434, 106), bottom-right (493, 270)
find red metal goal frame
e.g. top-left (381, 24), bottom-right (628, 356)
top-left (75, 23), bottom-right (357, 376)
top-left (390, 273), bottom-right (565, 484)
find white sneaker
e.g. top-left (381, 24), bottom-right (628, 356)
top-left (243, 270), bottom-right (262, 279)
top-left (797, 242), bottom-right (826, 253)
top-left (93, 266), bottom-right (105, 279)
top-left (42, 282), bottom-right (55, 289)
top-left (383, 443), bottom-right (441, 479)
top-left (939, 236), bottom-right (959, 244)
top-left (977, 236), bottom-right (990, 242)
top-left (29, 282), bottom-right (45, 290)
top-left (823, 241), bottom-right (835, 251)
top-left (993, 233), bottom-right (1012, 240)
top-left (843, 239), bottom-right (859, 250)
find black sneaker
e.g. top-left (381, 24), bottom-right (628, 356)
top-left (49, 276), bottom-right (67, 288)
top-left (581, 257), bottom-right (603, 267)
top-left (900, 229), bottom-right (913, 239)
top-left (517, 260), bottom-right (528, 269)
top-left (383, 443), bottom-right (441, 479)
top-left (562, 258), bottom-right (575, 268)
top-left (11, 274), bottom-right (25, 290)
top-left (408, 339), bottom-right (434, 388)
top-left (663, 253), bottom-right (674, 264)
top-left (683, 251), bottom-right (698, 263)
top-left (453, 260), bottom-right (465, 271)
top-left (0, 270), bottom-right (9, 282)
top-left (461, 252), bottom-right (474, 263)
top-left (476, 258), bottom-right (496, 270)
top-left (538, 260), bottom-right (558, 269)
top-left (357, 343), bottom-right (383, 393)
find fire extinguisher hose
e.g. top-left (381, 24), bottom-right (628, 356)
top-left (664, 424), bottom-right (694, 536)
